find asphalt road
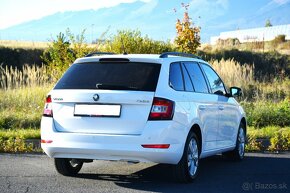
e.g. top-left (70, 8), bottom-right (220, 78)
top-left (0, 153), bottom-right (289, 193)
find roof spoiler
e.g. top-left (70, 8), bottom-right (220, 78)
top-left (85, 52), bottom-right (116, 57)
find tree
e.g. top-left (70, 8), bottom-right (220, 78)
top-left (265, 19), bottom-right (273, 27)
top-left (175, 3), bottom-right (201, 54)
top-left (42, 29), bottom-right (91, 79)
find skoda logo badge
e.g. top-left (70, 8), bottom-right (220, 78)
top-left (93, 94), bottom-right (99, 101)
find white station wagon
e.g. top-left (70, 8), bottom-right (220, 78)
top-left (41, 52), bottom-right (246, 183)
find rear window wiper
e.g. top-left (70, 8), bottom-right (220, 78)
top-left (95, 83), bottom-right (140, 91)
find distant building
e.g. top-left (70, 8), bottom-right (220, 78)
top-left (210, 24), bottom-right (290, 45)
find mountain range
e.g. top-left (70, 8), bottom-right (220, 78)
top-left (0, 0), bottom-right (289, 43)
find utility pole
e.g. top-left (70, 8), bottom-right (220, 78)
top-left (263, 33), bottom-right (264, 53)
top-left (91, 24), bottom-right (95, 44)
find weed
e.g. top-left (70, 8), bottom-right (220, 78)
top-left (0, 137), bottom-right (34, 153)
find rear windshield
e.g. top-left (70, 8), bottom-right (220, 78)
top-left (54, 62), bottom-right (161, 91)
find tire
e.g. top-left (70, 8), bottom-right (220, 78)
top-left (54, 158), bottom-right (83, 176)
top-left (223, 123), bottom-right (246, 161)
top-left (173, 132), bottom-right (200, 183)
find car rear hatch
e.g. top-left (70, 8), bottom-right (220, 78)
top-left (50, 59), bottom-right (161, 135)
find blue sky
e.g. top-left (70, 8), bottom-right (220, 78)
top-left (0, 0), bottom-right (152, 29)
top-left (1, 0), bottom-right (288, 30)
top-left (186, 0), bottom-right (288, 28)
top-left (0, 0), bottom-right (289, 42)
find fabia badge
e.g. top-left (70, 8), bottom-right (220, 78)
top-left (93, 94), bottom-right (99, 101)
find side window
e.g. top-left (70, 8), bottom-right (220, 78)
top-left (183, 62), bottom-right (209, 93)
top-left (201, 63), bottom-right (226, 95)
top-left (169, 62), bottom-right (184, 91)
top-left (181, 64), bottom-right (194, 92)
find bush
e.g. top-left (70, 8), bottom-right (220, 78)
top-left (242, 99), bottom-right (290, 127)
top-left (42, 29), bottom-right (93, 79)
top-left (246, 126), bottom-right (290, 152)
top-left (246, 136), bottom-right (264, 152)
top-left (216, 38), bottom-right (240, 47)
top-left (279, 41), bottom-right (290, 50)
top-left (268, 128), bottom-right (290, 151)
top-left (0, 47), bottom-right (43, 69)
top-left (103, 30), bottom-right (174, 54)
top-left (272, 35), bottom-right (286, 44)
top-left (0, 129), bottom-right (40, 153)
top-left (0, 137), bottom-right (35, 153)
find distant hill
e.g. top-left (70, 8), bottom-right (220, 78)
top-left (0, 0), bottom-right (289, 43)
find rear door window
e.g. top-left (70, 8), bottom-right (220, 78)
top-left (181, 63), bottom-right (194, 92)
top-left (169, 62), bottom-right (184, 91)
top-left (183, 62), bottom-right (209, 93)
top-left (54, 62), bottom-right (161, 92)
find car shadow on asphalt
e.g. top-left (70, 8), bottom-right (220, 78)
top-left (76, 154), bottom-right (290, 193)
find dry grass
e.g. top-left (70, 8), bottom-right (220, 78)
top-left (0, 40), bottom-right (50, 49)
top-left (0, 64), bottom-right (53, 89)
top-left (0, 40), bottom-right (99, 50)
top-left (1, 59), bottom-right (288, 101)
top-left (211, 58), bottom-right (254, 88)
top-left (200, 41), bottom-right (290, 55)
top-left (211, 58), bottom-right (290, 101)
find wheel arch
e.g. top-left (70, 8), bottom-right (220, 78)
top-left (241, 117), bottom-right (247, 135)
top-left (189, 124), bottom-right (202, 155)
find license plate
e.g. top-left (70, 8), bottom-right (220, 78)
top-left (74, 104), bottom-right (121, 117)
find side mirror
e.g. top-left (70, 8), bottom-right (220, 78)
top-left (230, 87), bottom-right (242, 97)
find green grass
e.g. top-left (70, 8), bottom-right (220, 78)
top-left (247, 126), bottom-right (278, 138)
top-left (0, 56), bottom-right (289, 153)
top-left (246, 126), bottom-right (290, 152)
top-left (0, 128), bottom-right (41, 153)
top-left (1, 126), bottom-right (289, 153)
top-left (0, 86), bottom-right (51, 130)
top-left (0, 86), bottom-right (50, 110)
top-left (0, 128), bottom-right (40, 140)
top-left (241, 99), bottom-right (290, 128)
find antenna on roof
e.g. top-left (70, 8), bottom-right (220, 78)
top-left (120, 36), bottom-right (128, 55)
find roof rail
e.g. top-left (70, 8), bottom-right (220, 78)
top-left (159, 52), bottom-right (201, 59)
top-left (85, 52), bottom-right (116, 57)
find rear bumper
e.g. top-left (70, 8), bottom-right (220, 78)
top-left (41, 117), bottom-right (187, 164)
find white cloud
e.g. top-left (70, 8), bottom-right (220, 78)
top-left (185, 0), bottom-right (229, 24)
top-left (257, 0), bottom-right (289, 15)
top-left (0, 0), bottom-right (151, 29)
top-left (272, 0), bottom-right (290, 5)
top-left (131, 0), bottom-right (158, 17)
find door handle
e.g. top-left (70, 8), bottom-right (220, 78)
top-left (218, 106), bottom-right (224, 110)
top-left (199, 105), bottom-right (206, 110)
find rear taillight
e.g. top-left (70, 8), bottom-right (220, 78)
top-left (43, 95), bottom-right (53, 117)
top-left (148, 97), bottom-right (174, 120)
top-left (41, 139), bottom-right (53, 143)
top-left (141, 144), bottom-right (170, 149)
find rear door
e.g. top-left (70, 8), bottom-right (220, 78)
top-left (181, 62), bottom-right (219, 151)
top-left (200, 63), bottom-right (238, 148)
top-left (51, 61), bottom-right (161, 135)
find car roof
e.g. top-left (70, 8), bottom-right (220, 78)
top-left (75, 54), bottom-right (207, 64)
